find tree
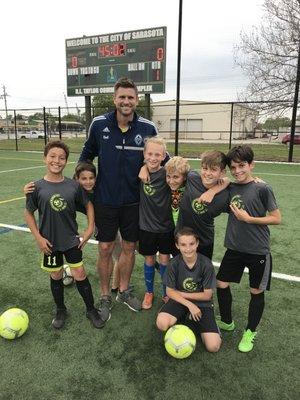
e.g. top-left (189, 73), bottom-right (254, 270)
top-left (234, 0), bottom-right (300, 114)
top-left (262, 116), bottom-right (291, 132)
top-left (92, 94), bottom-right (153, 118)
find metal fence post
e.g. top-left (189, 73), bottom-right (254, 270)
top-left (13, 110), bottom-right (18, 151)
top-left (43, 107), bottom-right (47, 145)
top-left (229, 102), bottom-right (234, 149)
top-left (58, 106), bottom-right (62, 140)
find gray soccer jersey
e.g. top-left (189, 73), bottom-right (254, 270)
top-left (176, 170), bottom-right (229, 246)
top-left (225, 181), bottom-right (278, 255)
top-left (26, 177), bottom-right (90, 252)
top-left (139, 168), bottom-right (174, 233)
top-left (164, 253), bottom-right (216, 307)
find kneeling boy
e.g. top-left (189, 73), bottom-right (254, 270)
top-left (156, 227), bottom-right (221, 353)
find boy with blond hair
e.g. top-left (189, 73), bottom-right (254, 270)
top-left (139, 137), bottom-right (174, 309)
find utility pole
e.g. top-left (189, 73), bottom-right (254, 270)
top-left (63, 93), bottom-right (70, 114)
top-left (0, 85), bottom-right (10, 139)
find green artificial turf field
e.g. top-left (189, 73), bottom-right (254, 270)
top-left (0, 150), bottom-right (299, 400)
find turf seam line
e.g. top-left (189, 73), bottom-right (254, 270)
top-left (1, 222), bottom-right (299, 284)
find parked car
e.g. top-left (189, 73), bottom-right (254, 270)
top-left (281, 134), bottom-right (300, 145)
top-left (18, 131), bottom-right (45, 139)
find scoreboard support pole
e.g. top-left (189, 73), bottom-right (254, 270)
top-left (145, 93), bottom-right (151, 120)
top-left (85, 96), bottom-right (92, 137)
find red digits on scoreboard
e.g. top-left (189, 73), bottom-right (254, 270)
top-left (98, 46), bottom-right (105, 57)
top-left (156, 48), bottom-right (164, 61)
top-left (71, 56), bottom-right (78, 68)
top-left (98, 44), bottom-right (126, 57)
top-left (119, 43), bottom-right (126, 56)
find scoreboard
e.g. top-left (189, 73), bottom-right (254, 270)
top-left (65, 27), bottom-right (167, 96)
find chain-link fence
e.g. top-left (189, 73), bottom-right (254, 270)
top-left (0, 101), bottom-right (299, 162)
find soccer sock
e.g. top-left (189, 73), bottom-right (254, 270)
top-left (217, 287), bottom-right (233, 324)
top-left (246, 292), bottom-right (265, 332)
top-left (144, 263), bottom-right (155, 293)
top-left (75, 277), bottom-right (95, 311)
top-left (50, 277), bottom-right (66, 310)
top-left (158, 264), bottom-right (167, 297)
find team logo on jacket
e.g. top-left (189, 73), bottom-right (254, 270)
top-left (183, 278), bottom-right (197, 292)
top-left (230, 195), bottom-right (245, 209)
top-left (134, 134), bottom-right (143, 146)
top-left (50, 194), bottom-right (67, 212)
top-left (143, 183), bottom-right (156, 196)
top-left (192, 199), bottom-right (208, 215)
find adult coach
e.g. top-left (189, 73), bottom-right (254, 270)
top-left (79, 77), bottom-right (158, 314)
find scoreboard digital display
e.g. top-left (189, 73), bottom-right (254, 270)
top-left (65, 27), bottom-right (167, 96)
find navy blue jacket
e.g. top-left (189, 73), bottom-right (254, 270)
top-left (79, 111), bottom-right (158, 207)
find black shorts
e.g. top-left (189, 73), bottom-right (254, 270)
top-left (159, 298), bottom-right (219, 334)
top-left (139, 230), bottom-right (174, 256)
top-left (94, 203), bottom-right (139, 242)
top-left (216, 249), bottom-right (272, 291)
top-left (171, 242), bottom-right (214, 260)
top-left (41, 246), bottom-right (83, 272)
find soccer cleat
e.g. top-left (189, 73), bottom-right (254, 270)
top-left (52, 308), bottom-right (67, 329)
top-left (216, 318), bottom-right (236, 331)
top-left (116, 289), bottom-right (142, 312)
top-left (238, 329), bottom-right (257, 352)
top-left (142, 292), bottom-right (154, 310)
top-left (86, 308), bottom-right (105, 329)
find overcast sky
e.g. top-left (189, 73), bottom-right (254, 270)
top-left (0, 0), bottom-right (264, 112)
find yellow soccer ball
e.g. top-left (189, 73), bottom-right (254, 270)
top-left (0, 308), bottom-right (29, 340)
top-left (164, 324), bottom-right (196, 359)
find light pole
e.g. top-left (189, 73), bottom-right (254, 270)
top-left (289, 40), bottom-right (300, 162)
top-left (174, 0), bottom-right (183, 156)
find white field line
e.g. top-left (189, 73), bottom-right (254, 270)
top-left (1, 222), bottom-right (299, 284)
top-left (0, 165), bottom-right (45, 174)
top-left (188, 158), bottom-right (300, 166)
top-left (0, 161), bottom-right (76, 174)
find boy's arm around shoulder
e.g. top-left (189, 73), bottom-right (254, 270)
top-left (138, 164), bottom-right (150, 183)
top-left (198, 177), bottom-right (230, 204)
top-left (78, 201), bottom-right (95, 249)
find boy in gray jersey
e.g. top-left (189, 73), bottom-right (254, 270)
top-left (216, 145), bottom-right (281, 352)
top-left (139, 137), bottom-right (174, 310)
top-left (175, 151), bottom-right (230, 259)
top-left (156, 227), bottom-right (221, 353)
top-left (24, 141), bottom-right (105, 330)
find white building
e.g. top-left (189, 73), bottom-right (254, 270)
top-left (152, 100), bottom-right (259, 140)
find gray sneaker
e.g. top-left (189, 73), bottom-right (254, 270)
top-left (99, 295), bottom-right (113, 310)
top-left (98, 295), bottom-right (113, 321)
top-left (116, 289), bottom-right (142, 312)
